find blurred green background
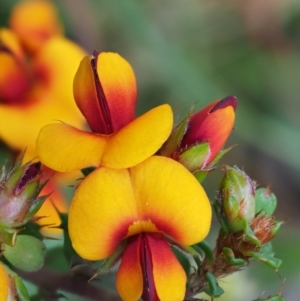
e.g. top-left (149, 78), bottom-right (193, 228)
top-left (1, 0), bottom-right (300, 300)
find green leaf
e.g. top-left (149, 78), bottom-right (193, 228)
top-left (194, 240), bottom-right (214, 263)
top-left (159, 108), bottom-right (192, 157)
top-left (223, 247), bottom-right (246, 266)
top-left (204, 272), bottom-right (224, 297)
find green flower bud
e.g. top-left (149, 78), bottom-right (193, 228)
top-left (2, 235), bottom-right (46, 272)
top-left (0, 158), bottom-right (48, 245)
top-left (219, 166), bottom-right (256, 232)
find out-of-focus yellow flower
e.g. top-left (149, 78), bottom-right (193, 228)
top-left (0, 263), bottom-right (9, 301)
top-left (0, 0), bottom-right (86, 231)
top-left (69, 156), bottom-right (212, 301)
top-left (9, 0), bottom-right (63, 54)
top-left (0, 0), bottom-right (85, 160)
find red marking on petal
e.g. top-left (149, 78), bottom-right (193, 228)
top-left (210, 95), bottom-right (237, 113)
top-left (91, 52), bottom-right (113, 134)
top-left (141, 234), bottom-right (159, 301)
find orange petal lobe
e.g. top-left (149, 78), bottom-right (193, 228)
top-left (35, 179), bottom-right (67, 235)
top-left (36, 123), bottom-right (106, 172)
top-left (73, 55), bottom-right (103, 133)
top-left (116, 236), bottom-right (143, 301)
top-left (0, 263), bottom-right (9, 301)
top-left (130, 156), bottom-right (212, 245)
top-left (147, 234), bottom-right (186, 301)
top-left (102, 104), bottom-right (173, 169)
top-left (200, 106), bottom-right (235, 162)
top-left (98, 52), bottom-right (137, 132)
top-left (69, 168), bottom-right (138, 260)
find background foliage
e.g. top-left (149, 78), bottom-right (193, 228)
top-left (1, 0), bottom-right (300, 300)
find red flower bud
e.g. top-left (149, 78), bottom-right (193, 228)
top-left (180, 95), bottom-right (237, 167)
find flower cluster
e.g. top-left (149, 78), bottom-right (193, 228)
top-left (36, 51), bottom-right (217, 301)
top-left (0, 1), bottom-right (284, 301)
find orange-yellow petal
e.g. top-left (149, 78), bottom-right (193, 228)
top-left (35, 179), bottom-right (67, 235)
top-left (98, 52), bottom-right (137, 132)
top-left (73, 56), bottom-right (102, 133)
top-left (74, 53), bottom-right (137, 134)
top-left (116, 235), bottom-right (143, 301)
top-left (102, 104), bottom-right (173, 169)
top-left (147, 234), bottom-right (186, 301)
top-left (131, 156), bottom-right (212, 245)
top-left (0, 263), bottom-right (9, 301)
top-left (36, 123), bottom-right (106, 172)
top-left (68, 167), bottom-right (139, 260)
top-left (10, 0), bottom-right (63, 54)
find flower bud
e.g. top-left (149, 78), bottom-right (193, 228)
top-left (73, 51), bottom-right (137, 135)
top-left (218, 166), bottom-right (256, 232)
top-left (0, 158), bottom-right (48, 245)
top-left (180, 95), bottom-right (237, 168)
top-left (160, 96), bottom-right (237, 178)
top-left (2, 235), bottom-right (46, 272)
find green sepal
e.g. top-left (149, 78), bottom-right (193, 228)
top-left (212, 201), bottom-right (230, 234)
top-left (265, 296), bottom-right (286, 301)
top-left (159, 108), bottom-right (192, 157)
top-left (242, 219), bottom-right (261, 247)
top-left (207, 145), bottom-right (236, 169)
top-left (248, 251), bottom-right (282, 271)
top-left (167, 236), bottom-right (202, 267)
top-left (194, 240), bottom-right (214, 263)
top-left (0, 225), bottom-right (16, 246)
top-left (223, 195), bottom-right (240, 231)
top-left (18, 181), bottom-right (39, 200)
top-left (89, 240), bottom-right (127, 281)
top-left (23, 195), bottom-right (49, 223)
top-left (222, 247), bottom-right (246, 266)
top-left (255, 188), bottom-right (277, 216)
top-left (5, 166), bottom-right (25, 192)
top-left (178, 143), bottom-right (210, 172)
top-left (204, 272), bottom-right (224, 297)
top-left (20, 221), bottom-right (46, 241)
top-left (13, 273), bottom-right (31, 301)
top-left (81, 166), bottom-right (96, 177)
top-left (167, 236), bottom-right (201, 258)
top-left (271, 221), bottom-right (284, 236)
top-left (193, 170), bottom-right (208, 183)
top-left (54, 211), bottom-right (77, 263)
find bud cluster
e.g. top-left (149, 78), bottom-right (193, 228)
top-left (185, 166), bottom-right (283, 300)
top-left (0, 157), bottom-right (49, 299)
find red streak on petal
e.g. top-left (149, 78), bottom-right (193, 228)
top-left (91, 51), bottom-right (113, 134)
top-left (141, 233), bottom-right (159, 301)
